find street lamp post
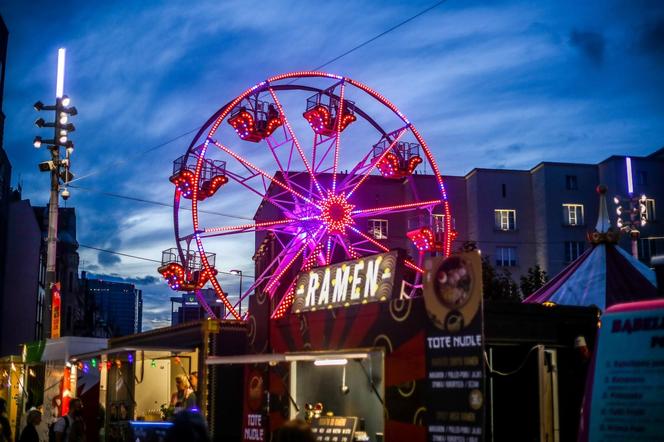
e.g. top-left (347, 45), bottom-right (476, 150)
top-left (34, 48), bottom-right (77, 338)
top-left (614, 194), bottom-right (648, 259)
top-left (230, 269), bottom-right (243, 318)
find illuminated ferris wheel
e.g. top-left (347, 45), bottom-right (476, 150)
top-left (159, 72), bottom-right (454, 320)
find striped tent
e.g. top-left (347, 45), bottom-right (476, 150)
top-left (524, 187), bottom-right (658, 310)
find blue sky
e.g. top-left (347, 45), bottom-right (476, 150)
top-left (1, 0), bottom-right (663, 329)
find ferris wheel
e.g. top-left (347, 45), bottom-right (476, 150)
top-left (159, 72), bottom-right (454, 320)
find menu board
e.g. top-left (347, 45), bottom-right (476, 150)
top-left (309, 416), bottom-right (358, 442)
top-left (423, 252), bottom-right (485, 442)
top-left (586, 301), bottom-right (664, 441)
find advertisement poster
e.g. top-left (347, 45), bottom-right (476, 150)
top-left (51, 282), bottom-right (61, 339)
top-left (423, 251), bottom-right (484, 442)
top-left (242, 366), bottom-right (268, 442)
top-left (291, 251), bottom-right (402, 313)
top-left (586, 300), bottom-right (664, 441)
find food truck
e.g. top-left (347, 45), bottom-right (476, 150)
top-left (208, 251), bottom-right (599, 442)
top-left (71, 319), bottom-right (246, 441)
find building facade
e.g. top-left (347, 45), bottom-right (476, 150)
top-left (79, 271), bottom-right (143, 337)
top-left (253, 147), bottom-right (663, 298)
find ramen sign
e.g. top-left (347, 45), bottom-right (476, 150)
top-left (291, 251), bottom-right (401, 313)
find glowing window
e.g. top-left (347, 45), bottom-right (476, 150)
top-left (494, 210), bottom-right (516, 231)
top-left (645, 199), bottom-right (656, 221)
top-left (368, 219), bottom-right (388, 239)
top-left (563, 204), bottom-right (584, 226)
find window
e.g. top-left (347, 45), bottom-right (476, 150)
top-left (565, 175), bottom-right (578, 190)
top-left (495, 247), bottom-right (517, 267)
top-left (564, 241), bottom-right (585, 263)
top-left (640, 236), bottom-right (663, 261)
top-left (563, 204), bottom-right (584, 226)
top-left (368, 219), bottom-right (388, 239)
top-left (494, 210), bottom-right (516, 231)
top-left (501, 184), bottom-right (507, 198)
top-left (645, 199), bottom-right (656, 221)
top-left (637, 171), bottom-right (648, 185)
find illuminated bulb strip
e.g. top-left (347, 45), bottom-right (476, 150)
top-left (211, 138), bottom-right (320, 208)
top-left (347, 128), bottom-right (408, 199)
top-left (326, 236), bottom-right (332, 265)
top-left (404, 260), bottom-right (425, 274)
top-left (265, 241), bottom-right (308, 293)
top-left (271, 282), bottom-right (297, 319)
top-left (268, 87), bottom-right (324, 197)
top-left (331, 81), bottom-right (346, 194)
top-left (204, 218), bottom-right (295, 233)
top-left (349, 226), bottom-right (390, 253)
top-left (267, 71), bottom-right (343, 82)
top-left (346, 78), bottom-right (410, 125)
top-left (352, 199), bottom-right (440, 215)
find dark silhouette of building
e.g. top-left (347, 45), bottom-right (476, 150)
top-left (33, 206), bottom-right (81, 337)
top-left (171, 289), bottom-right (223, 326)
top-left (79, 271), bottom-right (143, 337)
top-left (0, 191), bottom-right (41, 356)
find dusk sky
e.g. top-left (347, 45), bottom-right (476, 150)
top-left (1, 0), bottom-right (663, 329)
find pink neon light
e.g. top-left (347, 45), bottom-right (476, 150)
top-left (268, 87), bottom-right (324, 197)
top-left (204, 218), bottom-right (295, 233)
top-left (352, 199), bottom-right (440, 215)
top-left (347, 128), bottom-right (408, 199)
top-left (265, 241), bottom-right (308, 293)
top-left (331, 82), bottom-right (346, 194)
top-left (211, 138), bottom-right (320, 207)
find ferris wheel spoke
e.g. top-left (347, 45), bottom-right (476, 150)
top-left (348, 226), bottom-right (424, 274)
top-left (267, 87), bottom-right (325, 198)
top-left (223, 168), bottom-right (298, 216)
top-left (342, 127), bottom-right (409, 199)
top-left (210, 137), bottom-right (321, 209)
top-left (351, 199), bottom-right (441, 218)
top-left (199, 218), bottom-right (300, 238)
top-left (331, 81), bottom-right (347, 195)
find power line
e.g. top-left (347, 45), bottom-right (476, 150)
top-left (70, 1), bottom-right (447, 186)
top-left (69, 184), bottom-right (253, 221)
top-left (312, 0), bottom-right (448, 71)
top-left (68, 126), bottom-right (202, 185)
top-left (78, 244), bottom-right (255, 278)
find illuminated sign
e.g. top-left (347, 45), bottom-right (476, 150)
top-left (291, 251), bottom-right (401, 313)
top-left (51, 282), bottom-right (61, 339)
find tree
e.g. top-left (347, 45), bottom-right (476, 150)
top-left (520, 265), bottom-right (549, 297)
top-left (481, 256), bottom-right (521, 302)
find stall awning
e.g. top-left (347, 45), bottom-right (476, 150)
top-left (206, 350), bottom-right (372, 365)
top-left (70, 346), bottom-right (196, 362)
top-left (41, 337), bottom-right (108, 362)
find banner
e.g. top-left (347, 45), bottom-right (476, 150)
top-left (242, 365), bottom-right (268, 442)
top-left (51, 282), bottom-right (61, 339)
top-left (291, 251), bottom-right (402, 313)
top-left (423, 251), bottom-right (484, 442)
top-left (584, 300), bottom-right (664, 441)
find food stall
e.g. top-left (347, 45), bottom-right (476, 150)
top-left (208, 250), bottom-right (599, 442)
top-left (71, 319), bottom-right (246, 441)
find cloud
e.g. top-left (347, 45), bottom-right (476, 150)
top-left (84, 272), bottom-right (161, 286)
top-left (637, 18), bottom-right (664, 59)
top-left (98, 251), bottom-right (121, 266)
top-left (569, 29), bottom-right (605, 65)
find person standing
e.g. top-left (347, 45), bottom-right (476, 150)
top-left (0, 398), bottom-right (11, 442)
top-left (19, 409), bottom-right (41, 442)
top-left (54, 398), bottom-right (85, 442)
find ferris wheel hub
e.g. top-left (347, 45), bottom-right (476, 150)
top-left (319, 193), bottom-right (355, 234)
